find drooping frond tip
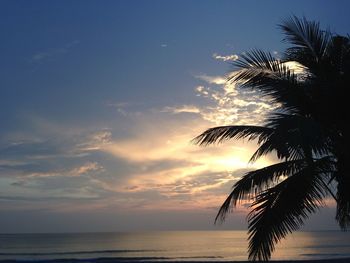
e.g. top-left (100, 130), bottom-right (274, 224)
top-left (215, 191), bottom-right (235, 224)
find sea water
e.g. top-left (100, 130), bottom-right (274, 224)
top-left (0, 231), bottom-right (350, 261)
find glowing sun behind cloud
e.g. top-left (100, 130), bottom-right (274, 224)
top-left (99, 98), bottom-right (275, 212)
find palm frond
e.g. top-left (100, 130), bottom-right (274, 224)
top-left (266, 114), bottom-right (332, 158)
top-left (248, 134), bottom-right (294, 162)
top-left (247, 163), bottom-right (327, 261)
top-left (280, 16), bottom-right (331, 66)
top-left (233, 49), bottom-right (281, 70)
top-left (230, 50), bottom-right (296, 85)
top-left (336, 182), bottom-right (350, 229)
top-left (335, 167), bottom-right (350, 229)
top-left (248, 113), bottom-right (330, 163)
top-left (215, 159), bottom-right (307, 223)
top-left (192, 125), bottom-right (273, 146)
top-left (228, 50), bottom-right (309, 114)
top-left (193, 15), bottom-right (348, 261)
top-left (326, 36), bottom-right (350, 73)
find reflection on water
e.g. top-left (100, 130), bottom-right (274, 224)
top-left (0, 231), bottom-right (349, 261)
top-left (274, 231), bottom-right (350, 260)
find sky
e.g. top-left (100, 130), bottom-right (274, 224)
top-left (0, 0), bottom-right (349, 233)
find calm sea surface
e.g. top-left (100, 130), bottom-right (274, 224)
top-left (0, 231), bottom-right (350, 262)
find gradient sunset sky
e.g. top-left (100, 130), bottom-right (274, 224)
top-left (0, 0), bottom-right (349, 233)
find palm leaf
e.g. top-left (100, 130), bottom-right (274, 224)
top-left (280, 16), bottom-right (331, 68)
top-left (192, 125), bottom-right (273, 146)
top-left (229, 50), bottom-right (310, 114)
top-left (249, 113), bottom-right (332, 162)
top-left (193, 16), bottom-right (348, 261)
top-left (248, 132), bottom-right (294, 162)
top-left (215, 159), bottom-right (307, 223)
top-left (247, 162), bottom-right (328, 261)
top-left (265, 114), bottom-right (332, 158)
top-left (326, 36), bottom-right (350, 74)
top-left (335, 165), bottom-right (350, 229)
top-left (336, 181), bottom-right (350, 229)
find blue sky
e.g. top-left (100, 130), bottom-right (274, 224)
top-left (0, 0), bottom-right (349, 233)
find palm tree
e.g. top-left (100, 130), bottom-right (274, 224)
top-left (193, 16), bottom-right (350, 261)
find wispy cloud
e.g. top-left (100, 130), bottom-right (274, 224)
top-left (212, 53), bottom-right (239, 62)
top-left (16, 162), bottom-right (103, 179)
top-left (194, 84), bottom-right (277, 125)
top-left (161, 105), bottom-right (201, 114)
top-left (0, 53), bottom-right (281, 214)
top-left (76, 130), bottom-right (112, 152)
top-left (187, 75), bottom-right (277, 126)
top-left (101, 113), bottom-right (272, 210)
top-left (106, 101), bottom-right (144, 117)
top-left (195, 74), bottom-right (227, 85)
top-left (31, 40), bottom-right (80, 63)
top-left (72, 162), bottom-right (104, 176)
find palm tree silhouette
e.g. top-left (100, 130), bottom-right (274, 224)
top-left (193, 16), bottom-right (349, 261)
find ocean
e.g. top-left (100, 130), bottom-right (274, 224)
top-left (0, 231), bottom-right (350, 262)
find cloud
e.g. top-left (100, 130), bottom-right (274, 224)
top-left (0, 118), bottom-right (116, 207)
top-left (100, 112), bottom-right (273, 212)
top-left (76, 130), bottom-right (112, 152)
top-left (213, 53), bottom-right (239, 62)
top-left (107, 102), bottom-right (128, 116)
top-left (0, 127), bottom-right (111, 162)
top-left (0, 60), bottom-right (280, 213)
top-left (283, 61), bottom-right (307, 75)
top-left (18, 162), bottom-right (104, 179)
top-left (0, 50), bottom-right (285, 216)
top-left (192, 82), bottom-right (277, 126)
top-left (195, 86), bottom-right (209, 96)
top-left (195, 74), bottom-right (227, 85)
top-left (70, 162), bottom-right (104, 176)
top-left (161, 105), bottom-right (201, 114)
top-left (31, 40), bottom-right (80, 63)
top-left (92, 62), bottom-right (281, 212)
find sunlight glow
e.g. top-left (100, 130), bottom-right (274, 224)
top-left (283, 61), bottom-right (306, 74)
top-left (101, 117), bottom-right (275, 211)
